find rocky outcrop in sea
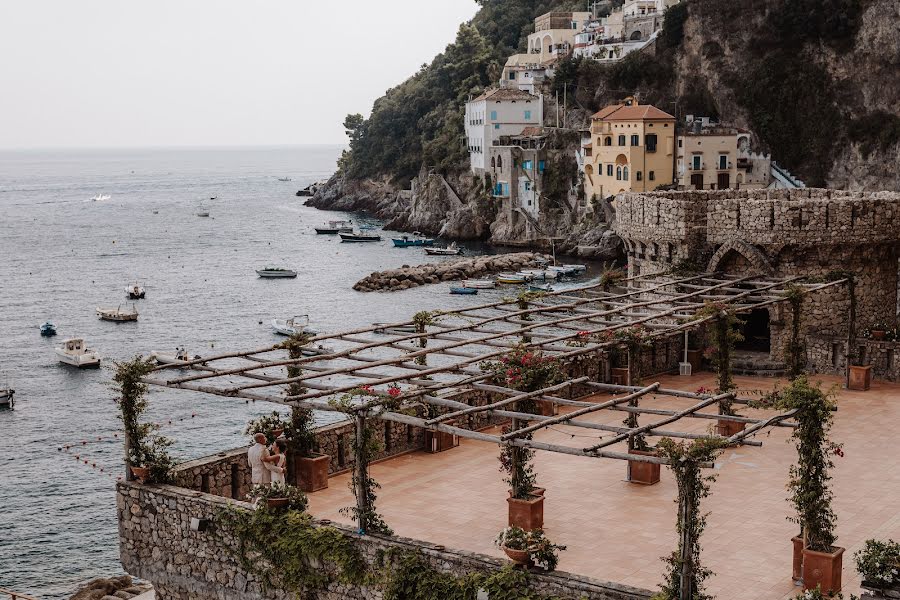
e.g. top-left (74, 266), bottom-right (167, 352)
top-left (68, 576), bottom-right (151, 600)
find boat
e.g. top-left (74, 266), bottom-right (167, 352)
top-left (40, 321), bottom-right (57, 337)
top-left (496, 273), bottom-right (528, 284)
top-left (315, 220), bottom-right (354, 234)
top-left (97, 305), bottom-right (139, 322)
top-left (373, 322), bottom-right (418, 334)
top-left (392, 233), bottom-right (435, 247)
top-left (519, 269), bottom-right (559, 280)
top-left (197, 210), bottom-right (210, 217)
top-left (340, 231), bottom-right (382, 243)
top-left (277, 176), bottom-right (292, 182)
top-left (547, 265), bottom-right (578, 276)
top-left (450, 287), bottom-right (478, 295)
top-left (461, 279), bottom-right (496, 289)
top-left (256, 267), bottom-right (298, 278)
top-left (125, 284), bottom-right (146, 299)
top-left (151, 348), bottom-right (198, 366)
top-left (425, 242), bottom-right (463, 256)
top-left (91, 194), bottom-right (111, 202)
top-left (561, 264), bottom-right (587, 274)
top-left (56, 338), bottom-right (101, 368)
top-left (271, 315), bottom-right (319, 336)
top-left (0, 387), bottom-right (14, 409)
top-left (529, 283), bottom-right (554, 292)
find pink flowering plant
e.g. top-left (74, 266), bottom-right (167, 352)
top-left (480, 344), bottom-right (561, 397)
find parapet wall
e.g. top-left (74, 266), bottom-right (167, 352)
top-left (118, 482), bottom-right (653, 600)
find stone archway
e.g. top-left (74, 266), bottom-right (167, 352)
top-left (629, 30), bottom-right (643, 40)
top-left (707, 240), bottom-right (773, 275)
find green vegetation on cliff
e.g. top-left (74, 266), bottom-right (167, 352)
top-left (339, 0), bottom-right (584, 182)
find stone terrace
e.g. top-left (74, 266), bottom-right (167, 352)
top-left (302, 372), bottom-right (900, 600)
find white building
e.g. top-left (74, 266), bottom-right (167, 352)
top-left (500, 55), bottom-right (552, 94)
top-left (465, 88), bottom-right (544, 174)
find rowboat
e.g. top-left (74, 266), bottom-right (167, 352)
top-left (257, 267), bottom-right (298, 278)
top-left (340, 231), bottom-right (382, 243)
top-left (392, 233), bottom-right (435, 247)
top-left (529, 283), bottom-right (553, 292)
top-left (496, 273), bottom-right (528, 284)
top-left (40, 321), bottom-right (57, 337)
top-left (425, 242), bottom-right (463, 256)
top-left (450, 287), bottom-right (478, 295)
top-left (126, 283), bottom-right (146, 299)
top-left (315, 220), bottom-right (353, 234)
top-left (56, 338), bottom-right (101, 368)
top-left (373, 323), bottom-right (418, 334)
top-left (97, 305), bottom-right (139, 322)
top-left (461, 279), bottom-right (496, 289)
top-left (271, 315), bottom-right (319, 337)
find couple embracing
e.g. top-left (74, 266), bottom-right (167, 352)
top-left (247, 432), bottom-right (287, 485)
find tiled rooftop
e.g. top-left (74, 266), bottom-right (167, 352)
top-left (307, 372), bottom-right (900, 600)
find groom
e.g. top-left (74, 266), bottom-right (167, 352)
top-left (247, 433), bottom-right (283, 485)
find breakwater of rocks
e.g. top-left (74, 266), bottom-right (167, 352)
top-left (353, 252), bottom-right (545, 292)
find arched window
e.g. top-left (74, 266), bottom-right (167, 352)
top-left (623, 166), bottom-right (629, 180)
top-left (585, 164), bottom-right (594, 176)
top-left (497, 155), bottom-right (503, 170)
top-left (490, 157), bottom-right (496, 169)
top-left (616, 166), bottom-right (622, 180)
top-left (604, 136), bottom-right (612, 146)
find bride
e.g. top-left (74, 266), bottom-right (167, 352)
top-left (270, 440), bottom-right (287, 485)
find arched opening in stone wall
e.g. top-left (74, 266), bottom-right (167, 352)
top-left (736, 308), bottom-right (771, 354)
top-left (629, 29), bottom-right (643, 40)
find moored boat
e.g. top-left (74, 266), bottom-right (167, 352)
top-left (340, 231), bottom-right (382, 243)
top-left (450, 286), bottom-right (478, 295)
top-left (126, 283), bottom-right (146, 299)
top-left (97, 305), bottom-right (139, 322)
top-left (0, 387), bottom-right (14, 409)
top-left (315, 220), bottom-right (354, 234)
top-left (257, 267), bottom-right (298, 278)
top-left (151, 347), bottom-right (199, 366)
top-left (40, 321), bottom-right (57, 337)
top-left (392, 233), bottom-right (435, 247)
top-left (425, 242), bottom-right (463, 256)
top-left (91, 194), bottom-right (111, 202)
top-left (496, 273), bottom-right (528, 284)
top-left (529, 283), bottom-right (553, 292)
top-left (277, 176), bottom-right (292, 182)
top-left (271, 315), bottom-right (319, 337)
top-left (461, 279), bottom-right (496, 289)
top-left (56, 338), bottom-right (101, 368)
top-left (519, 269), bottom-right (558, 280)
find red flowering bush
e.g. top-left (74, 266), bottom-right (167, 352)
top-left (480, 345), bottom-right (561, 394)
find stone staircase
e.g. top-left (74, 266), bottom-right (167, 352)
top-left (732, 351), bottom-right (786, 377)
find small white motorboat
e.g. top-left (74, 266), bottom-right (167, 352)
top-left (497, 273), bottom-right (529, 284)
top-left (315, 220), bottom-right (354, 234)
top-left (519, 269), bottom-right (559, 281)
top-left (91, 194), bottom-right (111, 202)
top-left (97, 305), bottom-right (139, 322)
top-left (151, 347), bottom-right (199, 366)
top-left (277, 176), bottom-right (292, 182)
top-left (56, 338), bottom-right (101, 368)
top-left (425, 242), bottom-right (463, 256)
top-left (125, 283), bottom-right (146, 299)
top-left (257, 267), bottom-right (298, 278)
top-left (271, 315), bottom-right (319, 336)
top-left (299, 343), bottom-right (335, 357)
top-left (461, 279), bottom-right (496, 289)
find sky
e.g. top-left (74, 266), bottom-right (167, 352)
top-left (0, 1), bottom-right (480, 149)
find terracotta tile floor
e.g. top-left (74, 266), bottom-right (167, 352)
top-left (307, 373), bottom-right (900, 599)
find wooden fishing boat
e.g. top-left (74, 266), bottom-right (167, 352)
top-left (340, 231), bottom-right (382, 243)
top-left (256, 267), bottom-right (298, 278)
top-left (392, 233), bottom-right (435, 247)
top-left (56, 338), bottom-right (101, 368)
top-left (461, 279), bottom-right (496, 289)
top-left (425, 242), bottom-right (463, 256)
top-left (97, 305), bottom-right (139, 322)
top-left (450, 287), bottom-right (478, 295)
top-left (315, 220), bottom-right (353, 234)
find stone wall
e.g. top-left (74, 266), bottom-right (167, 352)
top-left (118, 482), bottom-right (653, 600)
top-left (806, 336), bottom-right (900, 382)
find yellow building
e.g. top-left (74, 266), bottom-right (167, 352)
top-left (583, 100), bottom-right (675, 200)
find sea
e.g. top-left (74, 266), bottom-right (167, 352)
top-left (0, 145), bottom-right (606, 598)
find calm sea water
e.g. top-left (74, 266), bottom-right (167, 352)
top-left (0, 146), bottom-right (604, 598)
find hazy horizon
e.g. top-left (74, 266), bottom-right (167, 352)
top-left (0, 1), bottom-right (480, 150)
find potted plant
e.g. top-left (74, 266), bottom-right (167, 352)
top-left (247, 482), bottom-right (308, 511)
top-left (854, 538), bottom-right (900, 596)
top-left (245, 411), bottom-right (289, 445)
top-left (870, 323), bottom-right (889, 341)
top-left (628, 445), bottom-right (661, 485)
top-left (848, 353), bottom-right (873, 391)
top-left (500, 436), bottom-right (544, 530)
top-left (495, 526), bottom-right (565, 571)
top-left (284, 405), bottom-right (332, 492)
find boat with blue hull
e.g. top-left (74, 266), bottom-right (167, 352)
top-left (392, 233), bottom-right (435, 247)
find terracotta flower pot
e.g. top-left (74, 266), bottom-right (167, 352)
top-left (130, 466), bottom-right (150, 482)
top-left (266, 497), bottom-right (289, 509)
top-left (425, 423), bottom-right (459, 453)
top-left (502, 546), bottom-right (533, 567)
top-left (628, 449), bottom-right (661, 485)
top-left (803, 545), bottom-right (844, 595)
top-left (295, 453), bottom-right (330, 493)
top-left (792, 536), bottom-right (804, 583)
top-left (716, 419), bottom-right (746, 437)
top-left (848, 365), bottom-right (872, 391)
top-left (871, 330), bottom-right (886, 341)
top-left (507, 494), bottom-right (544, 531)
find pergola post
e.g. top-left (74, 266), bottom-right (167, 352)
top-left (353, 413), bottom-right (371, 534)
top-left (678, 467), bottom-right (696, 600)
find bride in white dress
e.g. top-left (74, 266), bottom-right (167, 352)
top-left (270, 440), bottom-right (287, 485)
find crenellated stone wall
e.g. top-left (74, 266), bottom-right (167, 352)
top-left (118, 482), bottom-right (653, 600)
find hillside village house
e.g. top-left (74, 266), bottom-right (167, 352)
top-left (583, 100), bottom-right (676, 200)
top-left (526, 11), bottom-right (593, 62)
top-left (489, 127), bottom-right (548, 230)
top-left (464, 88), bottom-right (543, 174)
top-left (677, 117), bottom-right (772, 190)
top-left (500, 54), bottom-right (551, 94)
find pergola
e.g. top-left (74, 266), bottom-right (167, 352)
top-left (135, 270), bottom-right (849, 598)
